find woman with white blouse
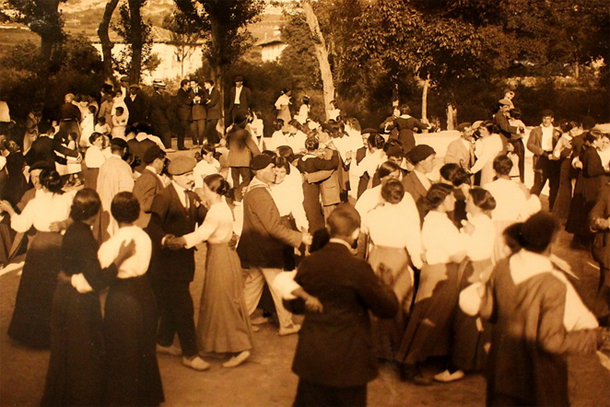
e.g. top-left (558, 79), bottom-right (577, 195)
top-left (98, 192), bottom-right (164, 406)
top-left (0, 169), bottom-right (75, 348)
top-left (175, 174), bottom-right (254, 368)
top-left (275, 89), bottom-right (292, 125)
top-left (435, 188), bottom-right (496, 382)
top-left (396, 183), bottom-right (467, 385)
top-left (470, 121), bottom-right (505, 186)
top-left (361, 179), bottom-right (422, 361)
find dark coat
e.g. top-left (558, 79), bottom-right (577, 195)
top-left (146, 184), bottom-right (207, 282)
top-left (401, 171), bottom-right (428, 222)
top-left (236, 182), bottom-right (302, 269)
top-left (227, 86), bottom-right (252, 115)
top-left (124, 92), bottom-right (149, 125)
top-left (526, 126), bottom-right (561, 171)
top-left (205, 87), bottom-right (221, 120)
top-left (58, 103), bottom-right (81, 121)
top-left (176, 88), bottom-right (193, 122)
top-left (189, 88), bottom-right (207, 121)
top-left (25, 135), bottom-right (78, 168)
top-left (481, 258), bottom-right (598, 407)
top-left (493, 111), bottom-right (519, 141)
top-left (393, 116), bottom-right (428, 155)
top-left (226, 127), bottom-right (261, 167)
top-left (286, 242), bottom-right (399, 387)
top-left (149, 91), bottom-right (170, 126)
top-left (590, 183), bottom-right (610, 267)
top-left (132, 168), bottom-right (165, 228)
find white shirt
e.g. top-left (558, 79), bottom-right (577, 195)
top-left (461, 213), bottom-right (495, 261)
top-left (270, 168), bottom-right (309, 232)
top-left (330, 135), bottom-right (354, 164)
top-left (484, 178), bottom-right (528, 221)
top-left (267, 130), bottom-right (288, 152)
top-left (84, 145), bottom-right (107, 169)
top-left (193, 159), bottom-right (220, 189)
top-left (471, 134), bottom-right (504, 175)
top-left (352, 149), bottom-right (385, 178)
top-left (540, 124), bottom-right (554, 152)
top-left (234, 85), bottom-right (243, 104)
top-left (275, 94), bottom-right (291, 110)
top-left (422, 210), bottom-right (465, 265)
top-left (11, 190), bottom-right (75, 233)
top-left (284, 130), bottom-right (308, 155)
top-left (98, 225), bottom-right (151, 278)
top-left (183, 201), bottom-right (234, 248)
top-left (597, 147), bottom-right (610, 171)
top-left (361, 197), bottom-right (423, 269)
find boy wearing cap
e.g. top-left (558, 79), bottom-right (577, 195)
top-left (146, 156), bottom-right (210, 371)
top-left (238, 154), bottom-right (312, 336)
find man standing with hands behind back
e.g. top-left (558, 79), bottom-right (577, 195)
top-left (176, 80), bottom-right (193, 151)
top-left (204, 79), bottom-right (221, 145)
top-left (227, 76), bottom-right (252, 125)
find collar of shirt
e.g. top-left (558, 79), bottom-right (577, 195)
top-left (171, 180), bottom-right (189, 208)
top-left (249, 177), bottom-right (271, 192)
top-left (329, 238), bottom-right (353, 252)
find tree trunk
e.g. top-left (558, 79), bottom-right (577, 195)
top-left (37, 0), bottom-right (62, 103)
top-left (128, 0), bottom-right (144, 84)
top-left (98, 0), bottom-right (120, 84)
top-left (421, 77), bottom-right (430, 133)
top-left (446, 103), bottom-right (457, 130)
top-left (302, 0), bottom-right (335, 121)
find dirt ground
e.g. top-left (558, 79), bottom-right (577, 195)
top-left (1, 225), bottom-right (609, 407)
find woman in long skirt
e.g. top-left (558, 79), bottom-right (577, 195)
top-left (41, 188), bottom-right (135, 406)
top-left (435, 188), bottom-right (496, 382)
top-left (0, 169), bottom-right (73, 348)
top-left (361, 179), bottom-right (422, 361)
top-left (396, 183), bottom-right (467, 385)
top-left (98, 192), bottom-right (164, 406)
top-left (177, 174), bottom-right (253, 367)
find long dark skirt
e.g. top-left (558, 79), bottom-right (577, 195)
top-left (41, 283), bottom-right (105, 406)
top-left (452, 259), bottom-right (493, 372)
top-left (368, 246), bottom-right (413, 361)
top-left (197, 242), bottom-right (253, 354)
top-left (104, 275), bottom-right (164, 407)
top-left (8, 231), bottom-right (62, 348)
top-left (396, 262), bottom-right (460, 365)
top-left (551, 159), bottom-right (573, 222)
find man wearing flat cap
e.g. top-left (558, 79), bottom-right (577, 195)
top-left (149, 80), bottom-right (172, 150)
top-left (444, 122), bottom-right (476, 171)
top-left (238, 154), bottom-right (312, 336)
top-left (227, 76), bottom-right (252, 125)
top-left (133, 145), bottom-right (167, 228)
top-left (97, 138), bottom-right (135, 240)
top-left (124, 83), bottom-right (149, 126)
top-left (146, 155), bottom-right (210, 371)
top-left (494, 98), bottom-right (525, 181)
top-left (402, 144), bottom-right (436, 222)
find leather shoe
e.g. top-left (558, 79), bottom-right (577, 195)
top-left (222, 350), bottom-right (250, 368)
top-left (182, 356), bottom-right (210, 371)
top-left (278, 324), bottom-right (301, 336)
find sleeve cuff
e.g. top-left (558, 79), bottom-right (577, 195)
top-left (71, 273), bottom-right (94, 294)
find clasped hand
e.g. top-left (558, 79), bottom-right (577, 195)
top-left (164, 234), bottom-right (186, 250)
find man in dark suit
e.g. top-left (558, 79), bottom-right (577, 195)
top-left (149, 80), bottom-right (172, 150)
top-left (238, 154), bottom-right (312, 336)
top-left (203, 79), bottom-right (221, 145)
top-left (353, 130), bottom-right (376, 198)
top-left (25, 122), bottom-right (79, 169)
top-left (146, 156), bottom-right (209, 370)
top-left (494, 98), bottom-right (525, 181)
top-left (226, 114), bottom-right (261, 201)
top-left (132, 145), bottom-right (166, 228)
top-left (527, 109), bottom-right (562, 210)
top-left (284, 204), bottom-right (399, 407)
top-left (57, 93), bottom-right (81, 143)
top-left (175, 79), bottom-right (193, 150)
top-left (124, 84), bottom-right (149, 126)
top-left (189, 80), bottom-right (207, 147)
top-left (227, 76), bottom-right (252, 125)
top-left (402, 144), bottom-right (436, 223)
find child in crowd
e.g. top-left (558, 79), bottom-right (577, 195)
top-left (112, 106), bottom-right (127, 139)
top-left (95, 116), bottom-right (111, 136)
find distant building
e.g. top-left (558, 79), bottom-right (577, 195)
top-left (90, 26), bottom-right (203, 81)
top-left (257, 38), bottom-right (287, 62)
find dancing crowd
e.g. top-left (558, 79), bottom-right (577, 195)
top-left (0, 78), bottom-right (609, 407)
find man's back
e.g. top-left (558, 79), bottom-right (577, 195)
top-left (291, 241), bottom-right (398, 387)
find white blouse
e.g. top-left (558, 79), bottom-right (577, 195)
top-left (193, 159), bottom-right (221, 189)
top-left (361, 198), bottom-right (423, 269)
top-left (84, 145), bottom-right (107, 169)
top-left (183, 201), bottom-right (234, 248)
top-left (98, 225), bottom-right (152, 279)
top-left (461, 213), bottom-right (495, 261)
top-left (271, 167), bottom-right (309, 232)
top-left (484, 178), bottom-right (528, 221)
top-left (422, 211), bottom-right (465, 265)
top-left (471, 134), bottom-right (504, 174)
top-left (11, 190), bottom-right (75, 233)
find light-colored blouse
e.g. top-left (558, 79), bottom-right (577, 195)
top-left (461, 213), bottom-right (495, 261)
top-left (10, 190), bottom-right (75, 233)
top-left (98, 225), bottom-right (152, 279)
top-left (183, 201), bottom-right (234, 248)
top-left (422, 210), bottom-right (465, 265)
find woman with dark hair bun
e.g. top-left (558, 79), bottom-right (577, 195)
top-left (0, 169), bottom-right (73, 348)
top-left (440, 163), bottom-right (472, 227)
top-left (174, 174), bottom-right (254, 368)
top-left (461, 211), bottom-right (602, 406)
top-left (41, 188), bottom-right (135, 406)
top-left (397, 183), bottom-right (467, 384)
top-left (97, 191), bottom-right (164, 406)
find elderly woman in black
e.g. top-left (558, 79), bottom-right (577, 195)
top-left (41, 189), bottom-right (134, 406)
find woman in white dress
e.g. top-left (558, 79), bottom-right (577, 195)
top-left (175, 174), bottom-right (253, 367)
top-left (275, 89), bottom-right (292, 124)
top-left (470, 121), bottom-right (505, 186)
